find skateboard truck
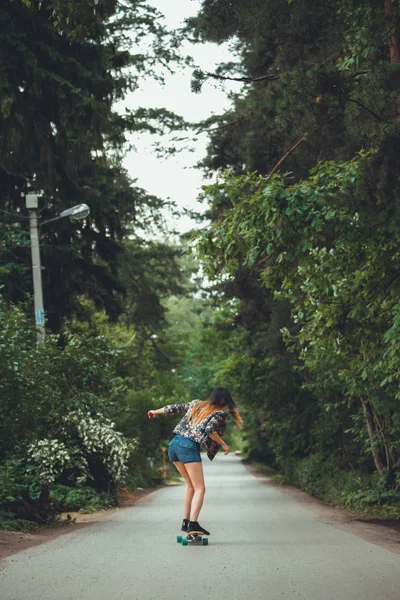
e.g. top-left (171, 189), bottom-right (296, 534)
top-left (177, 533), bottom-right (209, 546)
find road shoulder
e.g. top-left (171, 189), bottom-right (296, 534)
top-left (243, 461), bottom-right (400, 554)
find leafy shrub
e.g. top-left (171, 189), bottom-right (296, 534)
top-left (50, 485), bottom-right (116, 513)
top-left (0, 298), bottom-right (123, 462)
top-left (124, 465), bottom-right (164, 490)
top-left (272, 454), bottom-right (400, 516)
top-left (0, 512), bottom-right (39, 532)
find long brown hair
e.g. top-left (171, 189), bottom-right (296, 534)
top-left (188, 387), bottom-right (243, 429)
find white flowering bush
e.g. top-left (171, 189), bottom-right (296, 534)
top-left (67, 410), bottom-right (135, 484)
top-left (28, 411), bottom-right (135, 489)
top-left (27, 439), bottom-right (71, 484)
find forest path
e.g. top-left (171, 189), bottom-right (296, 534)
top-left (1, 455), bottom-right (399, 600)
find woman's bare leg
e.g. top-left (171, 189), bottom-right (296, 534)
top-left (184, 462), bottom-right (206, 522)
top-left (172, 461), bottom-right (194, 520)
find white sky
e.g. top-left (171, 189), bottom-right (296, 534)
top-left (119, 0), bottom-right (237, 234)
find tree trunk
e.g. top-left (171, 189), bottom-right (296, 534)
top-left (385, 0), bottom-right (400, 118)
top-left (360, 395), bottom-right (386, 478)
top-left (14, 484), bottom-right (55, 523)
top-left (384, 0), bottom-right (400, 63)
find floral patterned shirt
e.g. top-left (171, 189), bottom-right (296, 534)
top-left (164, 400), bottom-right (228, 461)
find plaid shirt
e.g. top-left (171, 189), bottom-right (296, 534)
top-left (164, 400), bottom-right (228, 461)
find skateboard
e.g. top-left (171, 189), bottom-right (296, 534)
top-left (177, 532), bottom-right (209, 546)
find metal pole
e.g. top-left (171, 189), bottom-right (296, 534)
top-left (26, 193), bottom-right (45, 343)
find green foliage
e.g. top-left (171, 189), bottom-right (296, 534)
top-left (50, 485), bottom-right (116, 514)
top-left (0, 0), bottom-right (181, 331)
top-left (0, 236), bottom-right (194, 527)
top-left (0, 459), bottom-right (28, 507)
top-left (188, 0), bottom-right (400, 179)
top-left (28, 410), bottom-right (134, 488)
top-left (0, 298), bottom-right (122, 458)
top-left (0, 297), bottom-right (129, 525)
top-left (0, 514), bottom-right (40, 532)
top-left (123, 466), bottom-right (164, 491)
top-left (4, 0), bottom-right (400, 529)
top-left (0, 456), bottom-right (117, 529)
top-left (0, 220), bottom-right (29, 284)
top-left (183, 2), bottom-right (400, 512)
top-left (195, 146), bottom-right (400, 494)
top-left (278, 454), bottom-right (400, 517)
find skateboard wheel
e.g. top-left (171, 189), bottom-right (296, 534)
top-left (203, 538), bottom-right (208, 546)
top-left (177, 536), bottom-right (183, 543)
top-left (197, 536), bottom-right (202, 542)
top-left (182, 538), bottom-right (188, 546)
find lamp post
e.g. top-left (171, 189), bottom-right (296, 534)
top-left (25, 193), bottom-right (90, 344)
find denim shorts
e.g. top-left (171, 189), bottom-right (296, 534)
top-left (168, 435), bottom-right (201, 464)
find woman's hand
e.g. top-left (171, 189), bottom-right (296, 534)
top-left (209, 431), bottom-right (230, 455)
top-left (148, 407), bottom-right (166, 419)
top-left (222, 444), bottom-right (230, 455)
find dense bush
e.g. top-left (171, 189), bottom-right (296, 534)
top-left (0, 300), bottom-right (122, 459)
top-left (50, 485), bottom-right (117, 514)
top-left (0, 299), bottom-right (162, 527)
top-left (282, 454), bottom-right (400, 518)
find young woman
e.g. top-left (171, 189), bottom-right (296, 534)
top-left (147, 387), bottom-right (243, 536)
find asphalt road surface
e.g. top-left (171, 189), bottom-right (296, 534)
top-left (1, 455), bottom-right (400, 600)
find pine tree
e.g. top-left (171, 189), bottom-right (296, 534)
top-left (0, 0), bottom-right (180, 329)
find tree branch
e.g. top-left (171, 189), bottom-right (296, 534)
top-left (0, 162), bottom-right (25, 179)
top-left (333, 86), bottom-right (384, 122)
top-left (205, 72), bottom-right (280, 84)
top-left (266, 132), bottom-right (308, 178)
top-left (345, 95), bottom-right (384, 122)
top-left (254, 254), bottom-right (272, 268)
top-left (196, 117), bottom-right (244, 134)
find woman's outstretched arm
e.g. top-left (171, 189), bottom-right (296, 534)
top-left (148, 401), bottom-right (194, 419)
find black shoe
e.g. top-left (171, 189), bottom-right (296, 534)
top-left (181, 519), bottom-right (189, 532)
top-left (187, 521), bottom-right (210, 536)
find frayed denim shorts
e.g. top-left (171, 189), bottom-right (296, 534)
top-left (168, 435), bottom-right (201, 464)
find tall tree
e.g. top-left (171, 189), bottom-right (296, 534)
top-left (0, 0), bottom-right (179, 329)
top-left (187, 0), bottom-right (400, 494)
top-left (187, 0), bottom-right (399, 176)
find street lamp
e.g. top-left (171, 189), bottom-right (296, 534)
top-left (25, 192), bottom-right (90, 344)
top-left (59, 204), bottom-right (90, 220)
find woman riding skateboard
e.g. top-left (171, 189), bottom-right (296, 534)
top-left (147, 387), bottom-right (243, 537)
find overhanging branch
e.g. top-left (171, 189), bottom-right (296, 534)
top-left (267, 132), bottom-right (309, 178)
top-left (196, 117), bottom-right (244, 134)
top-left (205, 72), bottom-right (280, 84)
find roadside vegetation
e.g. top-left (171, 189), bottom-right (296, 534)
top-left (190, 0), bottom-right (400, 519)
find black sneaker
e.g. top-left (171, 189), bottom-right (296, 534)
top-left (187, 521), bottom-right (210, 536)
top-left (181, 519), bottom-right (189, 532)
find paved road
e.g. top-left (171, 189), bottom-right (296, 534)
top-left (1, 455), bottom-right (400, 600)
